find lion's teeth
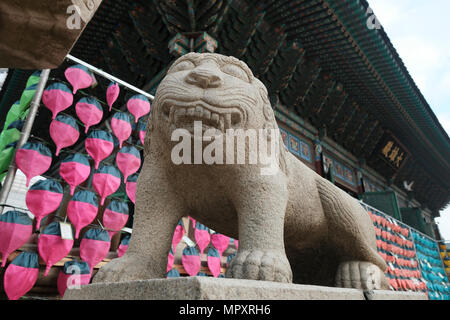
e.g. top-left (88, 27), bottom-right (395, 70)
top-left (187, 107), bottom-right (195, 117)
top-left (174, 108), bottom-right (186, 123)
top-left (203, 109), bottom-right (211, 120)
top-left (169, 106), bottom-right (175, 123)
top-left (211, 113), bottom-right (219, 124)
top-left (224, 113), bottom-right (232, 129)
top-left (219, 116), bottom-right (225, 132)
top-left (195, 106), bottom-right (203, 117)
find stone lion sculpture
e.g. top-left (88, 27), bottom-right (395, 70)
top-left (94, 52), bottom-right (388, 290)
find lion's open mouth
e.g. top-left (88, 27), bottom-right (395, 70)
top-left (162, 101), bottom-right (244, 133)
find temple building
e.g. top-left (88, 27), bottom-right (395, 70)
top-left (4, 0), bottom-right (446, 236)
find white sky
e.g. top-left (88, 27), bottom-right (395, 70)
top-left (370, 0), bottom-right (450, 240)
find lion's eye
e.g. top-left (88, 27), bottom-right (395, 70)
top-left (170, 60), bottom-right (195, 73)
top-left (221, 64), bottom-right (249, 82)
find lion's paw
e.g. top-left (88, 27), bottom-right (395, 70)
top-left (335, 261), bottom-right (388, 290)
top-left (93, 253), bottom-right (153, 284)
top-left (225, 249), bottom-right (293, 283)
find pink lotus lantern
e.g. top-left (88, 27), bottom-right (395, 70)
top-left (49, 115), bottom-right (80, 156)
top-left (64, 64), bottom-right (94, 94)
top-left (42, 83), bottom-right (73, 120)
top-left (0, 211), bottom-right (33, 267)
top-left (75, 96), bottom-right (103, 133)
top-left (25, 179), bottom-right (64, 229)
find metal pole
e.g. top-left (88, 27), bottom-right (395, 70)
top-left (0, 69), bottom-right (50, 214)
top-left (66, 54), bottom-right (155, 101)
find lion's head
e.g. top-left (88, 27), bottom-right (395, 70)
top-left (151, 53), bottom-right (278, 136)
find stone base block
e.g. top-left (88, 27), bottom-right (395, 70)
top-left (63, 277), bottom-right (428, 300)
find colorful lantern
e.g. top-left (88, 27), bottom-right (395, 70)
top-left (194, 222), bottom-right (210, 257)
top-left (49, 115), bottom-right (80, 156)
top-left (25, 179), bottom-right (64, 229)
top-left (117, 235), bottom-right (130, 258)
top-left (211, 233), bottom-right (230, 257)
top-left (15, 142), bottom-right (52, 186)
top-left (38, 222), bottom-right (74, 276)
top-left (125, 174), bottom-right (138, 204)
top-left (0, 119), bottom-right (23, 151)
top-left (0, 211), bottom-right (33, 267)
top-left (172, 220), bottom-right (185, 252)
top-left (92, 165), bottom-right (121, 205)
top-left (138, 118), bottom-right (147, 146)
top-left (42, 83), bottom-right (73, 119)
top-left (167, 268), bottom-right (180, 278)
top-left (67, 190), bottom-right (99, 239)
top-left (59, 153), bottom-right (91, 195)
top-left (3, 252), bottom-right (40, 300)
top-left (75, 96), bottom-right (103, 133)
top-left (102, 200), bottom-right (129, 238)
top-left (207, 247), bottom-right (221, 278)
top-left (106, 82), bottom-right (120, 111)
top-left (127, 94), bottom-right (151, 123)
top-left (85, 130), bottom-right (114, 170)
top-left (227, 253), bottom-right (236, 267)
top-left (64, 64), bottom-right (94, 94)
top-left (116, 146), bottom-right (141, 183)
top-left (80, 228), bottom-right (111, 272)
top-left (111, 112), bottom-right (132, 148)
top-left (167, 248), bottom-right (175, 272)
top-left (181, 246), bottom-right (201, 277)
top-left (57, 260), bottom-right (91, 297)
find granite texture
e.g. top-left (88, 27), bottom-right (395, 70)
top-left (65, 278), bottom-right (427, 300)
top-left (93, 53), bottom-right (388, 290)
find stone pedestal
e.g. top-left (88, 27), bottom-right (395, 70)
top-left (63, 277), bottom-right (428, 300)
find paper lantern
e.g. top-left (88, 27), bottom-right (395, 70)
top-left (38, 222), bottom-right (74, 276)
top-left (57, 260), bottom-right (91, 297)
top-left (125, 174), bottom-right (138, 204)
top-left (59, 153), bottom-right (91, 195)
top-left (207, 247), bottom-right (221, 278)
top-left (42, 83), bottom-right (73, 119)
top-left (116, 146), bottom-right (141, 183)
top-left (127, 94), bottom-right (151, 123)
top-left (64, 64), bottom-right (93, 94)
top-left (167, 248), bottom-right (175, 272)
top-left (25, 179), bottom-right (64, 229)
top-left (106, 82), bottom-right (120, 111)
top-left (181, 247), bottom-right (201, 277)
top-left (0, 119), bottom-right (23, 151)
top-left (49, 115), bottom-right (80, 156)
top-left (19, 84), bottom-right (37, 112)
top-left (80, 228), bottom-right (111, 272)
top-left (194, 222), bottom-right (210, 257)
top-left (85, 130), bottom-right (114, 170)
top-left (0, 211), bottom-right (33, 267)
top-left (227, 253), bottom-right (236, 267)
top-left (3, 252), bottom-right (39, 300)
top-left (102, 200), bottom-right (129, 238)
top-left (92, 165), bottom-right (121, 206)
top-left (138, 118), bottom-right (147, 146)
top-left (111, 112), bottom-right (132, 148)
top-left (117, 235), bottom-right (130, 258)
top-left (167, 268), bottom-right (180, 278)
top-left (15, 142), bottom-right (52, 186)
top-left (211, 233), bottom-right (230, 257)
top-left (67, 190), bottom-right (99, 239)
top-left (172, 220), bottom-right (185, 252)
top-left (75, 96), bottom-right (103, 133)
